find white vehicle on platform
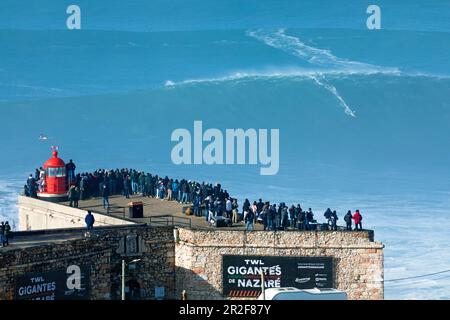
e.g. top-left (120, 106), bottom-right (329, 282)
top-left (258, 287), bottom-right (348, 300)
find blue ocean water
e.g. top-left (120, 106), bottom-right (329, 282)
top-left (1, 0), bottom-right (450, 299)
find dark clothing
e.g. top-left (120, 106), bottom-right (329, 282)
top-left (66, 162), bottom-right (76, 172)
top-left (4, 223), bottom-right (11, 245)
top-left (24, 185), bottom-right (30, 197)
top-left (123, 179), bottom-right (131, 198)
top-left (256, 201), bottom-right (264, 214)
top-left (245, 211), bottom-right (254, 223)
top-left (324, 208), bottom-right (332, 220)
top-left (67, 187), bottom-right (79, 208)
top-left (101, 185), bottom-right (110, 198)
top-left (243, 200), bottom-right (250, 213)
top-left (101, 185), bottom-right (110, 209)
top-left (262, 209), bottom-right (269, 230)
top-left (85, 213), bottom-right (95, 230)
top-left (330, 212), bottom-right (338, 231)
top-left (66, 161), bottom-right (76, 183)
top-left (344, 213), bottom-right (353, 231)
top-left (27, 177), bottom-right (37, 198)
top-left (298, 211), bottom-right (306, 230)
top-left (0, 223), bottom-right (10, 246)
top-left (0, 224), bottom-right (5, 246)
top-left (80, 177), bottom-right (87, 200)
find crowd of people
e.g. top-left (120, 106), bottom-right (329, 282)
top-left (25, 162), bottom-right (365, 232)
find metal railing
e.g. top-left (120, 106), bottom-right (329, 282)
top-left (146, 215), bottom-right (192, 229)
top-left (104, 206), bottom-right (127, 218)
top-left (97, 205), bottom-right (192, 228)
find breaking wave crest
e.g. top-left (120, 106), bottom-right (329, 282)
top-left (164, 29), bottom-right (404, 117)
top-left (247, 28), bottom-right (399, 74)
top-left (164, 29), bottom-right (448, 117)
top-left (244, 28), bottom-right (399, 117)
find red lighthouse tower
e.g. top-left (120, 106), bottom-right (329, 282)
top-left (37, 147), bottom-right (68, 202)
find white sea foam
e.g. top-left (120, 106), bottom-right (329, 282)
top-left (0, 82), bottom-right (63, 93)
top-left (0, 178), bottom-right (22, 230)
top-left (166, 67), bottom-right (400, 86)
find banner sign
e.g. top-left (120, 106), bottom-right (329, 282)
top-left (15, 265), bottom-right (90, 300)
top-left (223, 255), bottom-right (333, 297)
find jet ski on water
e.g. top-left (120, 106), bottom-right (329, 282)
top-left (38, 133), bottom-right (49, 141)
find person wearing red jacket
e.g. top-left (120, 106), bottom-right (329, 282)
top-left (353, 210), bottom-right (363, 230)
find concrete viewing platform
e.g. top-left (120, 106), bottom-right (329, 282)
top-left (7, 194), bottom-right (376, 253)
top-left (17, 194), bottom-right (375, 237)
top-left (61, 194), bottom-right (268, 231)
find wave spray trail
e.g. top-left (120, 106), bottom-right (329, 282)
top-left (165, 29), bottom-right (402, 118)
top-left (247, 29), bottom-right (400, 118)
top-left (310, 76), bottom-right (357, 118)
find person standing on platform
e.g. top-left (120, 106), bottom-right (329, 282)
top-left (242, 199), bottom-right (250, 222)
top-left (262, 206), bottom-right (269, 231)
top-left (27, 174), bottom-right (37, 198)
top-left (172, 179), bottom-right (179, 201)
top-left (4, 222), bottom-right (11, 246)
top-left (324, 208), bottom-right (333, 229)
top-left (101, 184), bottom-right (110, 210)
top-left (232, 199), bottom-right (239, 224)
top-left (85, 211), bottom-right (95, 231)
top-left (344, 210), bottom-right (353, 230)
top-left (193, 195), bottom-right (201, 217)
top-left (225, 198), bottom-right (232, 219)
top-left (66, 160), bottom-right (76, 184)
top-left (73, 187), bottom-right (80, 208)
top-left (139, 172), bottom-right (146, 197)
top-left (353, 210), bottom-right (363, 230)
top-left (80, 175), bottom-right (87, 200)
top-left (245, 208), bottom-right (254, 232)
top-left (305, 208), bottom-right (314, 231)
top-left (123, 175), bottom-right (131, 199)
top-left (0, 222), bottom-right (6, 247)
top-left (331, 210), bottom-right (338, 231)
top-left (67, 185), bottom-right (77, 207)
top-left (130, 170), bottom-right (138, 194)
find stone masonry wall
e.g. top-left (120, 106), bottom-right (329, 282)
top-left (0, 225), bottom-right (384, 300)
top-left (175, 228), bottom-right (384, 300)
top-left (0, 225), bottom-right (175, 300)
top-left (0, 238), bottom-right (112, 300)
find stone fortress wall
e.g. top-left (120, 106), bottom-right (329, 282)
top-left (175, 228), bottom-right (383, 300)
top-left (1, 197), bottom-right (384, 300)
top-left (0, 225), bottom-right (175, 300)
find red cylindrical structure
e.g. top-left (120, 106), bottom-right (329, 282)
top-left (37, 149), bottom-right (68, 202)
